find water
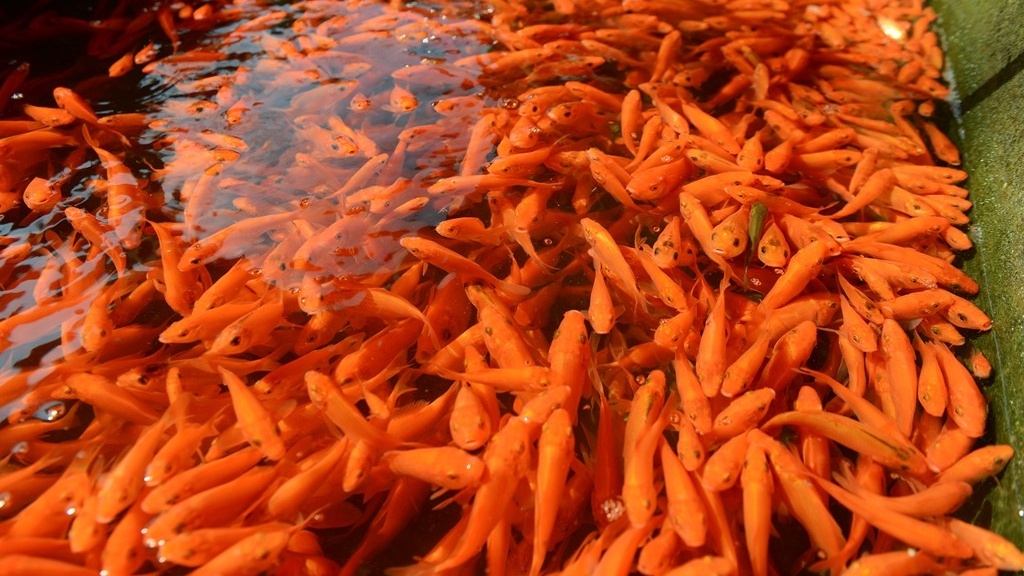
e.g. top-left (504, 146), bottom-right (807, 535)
top-left (0, 0), bottom-right (504, 410)
top-left (0, 0), bottom-right (521, 570)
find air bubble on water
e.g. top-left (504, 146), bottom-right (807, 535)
top-left (543, 237), bottom-right (553, 246)
top-left (0, 492), bottom-right (10, 512)
top-left (35, 401), bottom-right (67, 421)
top-left (600, 498), bottom-right (624, 523)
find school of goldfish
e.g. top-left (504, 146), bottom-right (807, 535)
top-left (0, 0), bottom-right (1019, 574)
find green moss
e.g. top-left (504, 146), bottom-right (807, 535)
top-left (932, 0), bottom-right (1024, 547)
top-left (932, 0), bottom-right (1024, 102)
top-left (954, 69), bottom-right (1024, 546)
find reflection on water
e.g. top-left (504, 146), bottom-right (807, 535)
top-left (0, 0), bottom-right (502, 396)
top-left (144, 1), bottom-right (501, 280)
top-left (0, 0), bottom-right (541, 569)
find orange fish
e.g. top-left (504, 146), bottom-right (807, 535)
top-left (400, 236), bottom-right (530, 299)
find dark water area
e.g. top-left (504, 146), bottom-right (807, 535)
top-left (0, 0), bottom-right (526, 571)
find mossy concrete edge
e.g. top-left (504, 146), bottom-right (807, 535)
top-left (933, 0), bottom-right (1024, 547)
top-left (930, 0), bottom-right (1024, 102)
